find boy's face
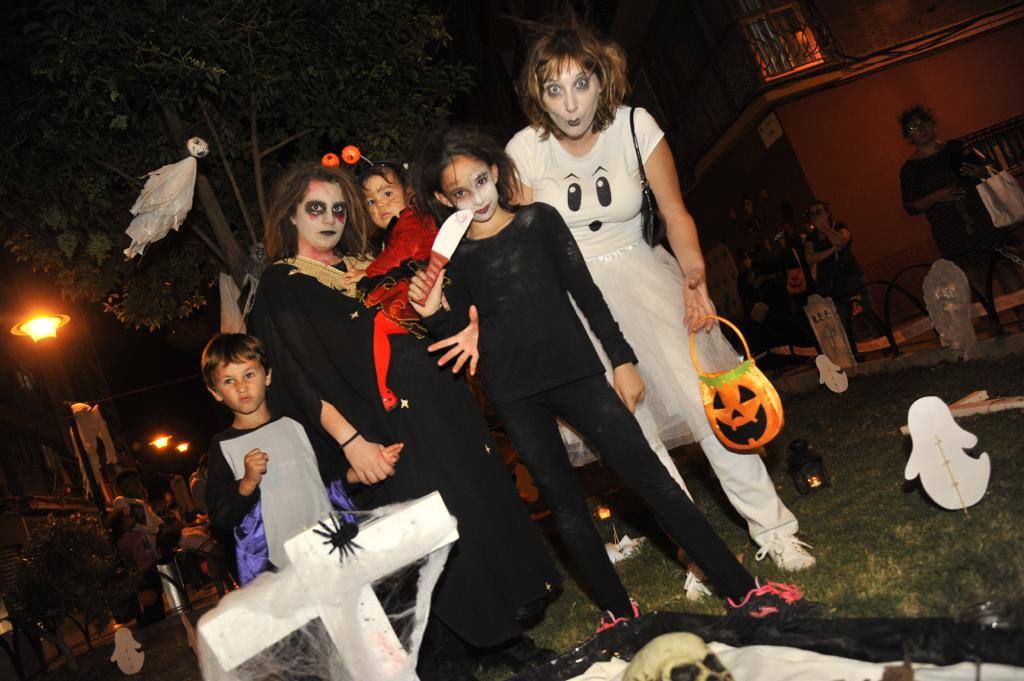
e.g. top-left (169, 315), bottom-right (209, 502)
top-left (362, 172), bottom-right (410, 229)
top-left (207, 358), bottom-right (271, 417)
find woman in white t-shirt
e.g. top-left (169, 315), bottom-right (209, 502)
top-left (505, 19), bottom-right (815, 582)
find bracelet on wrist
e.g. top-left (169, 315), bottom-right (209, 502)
top-left (339, 431), bottom-right (361, 450)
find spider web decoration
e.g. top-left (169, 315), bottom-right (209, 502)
top-left (198, 493), bottom-right (458, 681)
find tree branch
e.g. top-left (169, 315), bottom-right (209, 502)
top-left (191, 223), bottom-right (225, 262)
top-left (88, 157), bottom-right (144, 188)
top-left (250, 92), bottom-right (268, 225)
top-left (260, 128), bottom-right (315, 158)
top-left (198, 99), bottom-right (258, 243)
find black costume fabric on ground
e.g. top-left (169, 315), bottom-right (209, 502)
top-left (248, 261), bottom-right (562, 648)
top-left (510, 612), bottom-right (1024, 680)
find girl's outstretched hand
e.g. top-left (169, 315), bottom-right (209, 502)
top-left (612, 363), bottom-right (646, 413)
top-left (683, 268), bottom-right (716, 333)
top-left (408, 268), bottom-right (445, 316)
top-left (427, 305), bottom-right (480, 376)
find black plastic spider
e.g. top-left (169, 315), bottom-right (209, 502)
top-left (313, 513), bottom-right (362, 564)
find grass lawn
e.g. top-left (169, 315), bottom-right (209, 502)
top-left (486, 354), bottom-right (1024, 677)
top-left (34, 356), bottom-right (1024, 681)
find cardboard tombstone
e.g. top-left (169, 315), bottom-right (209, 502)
top-left (905, 396), bottom-right (990, 512)
top-left (704, 243), bottom-right (744, 320)
top-left (923, 259), bottom-right (977, 360)
top-left (804, 294), bottom-right (857, 370)
top-left (198, 492), bottom-right (458, 681)
top-left (815, 354), bottom-right (848, 393)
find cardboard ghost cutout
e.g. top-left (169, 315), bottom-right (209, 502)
top-left (815, 354), bottom-right (848, 393)
top-left (905, 396), bottom-right (991, 511)
top-left (110, 628), bottom-right (145, 674)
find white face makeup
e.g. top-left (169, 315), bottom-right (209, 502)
top-left (436, 156), bottom-right (500, 223)
top-left (362, 173), bottom-right (410, 229)
top-left (540, 60), bottom-right (601, 140)
top-left (291, 181), bottom-right (346, 254)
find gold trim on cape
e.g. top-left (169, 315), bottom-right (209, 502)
top-left (279, 255), bottom-right (371, 298)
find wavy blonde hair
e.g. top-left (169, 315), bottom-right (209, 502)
top-left (516, 18), bottom-right (629, 140)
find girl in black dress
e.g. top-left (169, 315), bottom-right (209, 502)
top-left (408, 128), bottom-right (813, 628)
top-left (248, 163), bottom-right (560, 675)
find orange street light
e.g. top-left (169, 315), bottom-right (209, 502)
top-left (11, 314), bottom-right (71, 343)
top-left (175, 442), bottom-right (190, 453)
top-left (150, 435), bottom-right (172, 449)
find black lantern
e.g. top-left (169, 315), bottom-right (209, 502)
top-left (787, 439), bottom-right (830, 494)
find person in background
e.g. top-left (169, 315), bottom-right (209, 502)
top-left (803, 199), bottom-right (879, 350)
top-left (899, 105), bottom-right (1024, 327)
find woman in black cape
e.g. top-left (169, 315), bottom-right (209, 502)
top-left (247, 162), bottom-right (560, 673)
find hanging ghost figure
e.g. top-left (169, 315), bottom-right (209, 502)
top-left (110, 627), bottom-right (145, 674)
top-left (815, 354), bottom-right (848, 393)
top-left (123, 137), bottom-right (208, 258)
top-left (905, 396), bottom-right (990, 511)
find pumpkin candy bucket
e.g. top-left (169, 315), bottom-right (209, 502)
top-left (689, 315), bottom-right (784, 451)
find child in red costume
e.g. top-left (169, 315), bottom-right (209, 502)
top-left (345, 162), bottom-right (438, 411)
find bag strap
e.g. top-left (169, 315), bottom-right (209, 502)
top-left (689, 315), bottom-right (752, 375)
top-left (629, 107), bottom-right (650, 191)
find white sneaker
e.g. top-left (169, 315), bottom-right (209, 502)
top-left (755, 535), bottom-right (816, 571)
top-left (683, 569), bottom-right (713, 601)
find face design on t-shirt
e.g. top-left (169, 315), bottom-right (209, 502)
top-left (563, 166), bottom-right (612, 232)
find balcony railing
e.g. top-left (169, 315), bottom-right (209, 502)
top-left (646, 1), bottom-right (833, 182)
top-left (959, 114), bottom-right (1024, 176)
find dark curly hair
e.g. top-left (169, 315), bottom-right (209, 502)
top-left (898, 105), bottom-right (935, 138)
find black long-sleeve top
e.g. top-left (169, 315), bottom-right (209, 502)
top-left (422, 202), bottom-right (636, 404)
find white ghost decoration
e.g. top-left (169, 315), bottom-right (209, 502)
top-left (905, 396), bottom-right (990, 511)
top-left (187, 136), bottom-right (210, 158)
top-left (110, 627), bottom-right (145, 674)
top-left (815, 354), bottom-right (848, 393)
top-left (123, 138), bottom-right (207, 258)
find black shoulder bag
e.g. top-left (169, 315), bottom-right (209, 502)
top-left (630, 107), bottom-right (666, 246)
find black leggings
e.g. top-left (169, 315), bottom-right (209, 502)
top-left (495, 374), bottom-right (756, 617)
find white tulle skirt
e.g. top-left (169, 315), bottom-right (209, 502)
top-left (562, 240), bottom-right (742, 466)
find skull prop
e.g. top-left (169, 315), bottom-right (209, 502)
top-left (624, 632), bottom-right (734, 681)
top-left (187, 136), bottom-right (210, 158)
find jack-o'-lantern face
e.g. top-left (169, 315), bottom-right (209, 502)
top-left (703, 363), bottom-right (784, 450)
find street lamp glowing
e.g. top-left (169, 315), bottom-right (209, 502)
top-left (11, 315), bottom-right (71, 342)
top-left (176, 442), bottom-right (190, 453)
top-left (150, 435), bottom-right (172, 449)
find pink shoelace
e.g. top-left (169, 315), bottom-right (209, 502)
top-left (727, 580), bottom-right (805, 618)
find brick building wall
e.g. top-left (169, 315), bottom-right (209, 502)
top-left (815, 0), bottom-right (1016, 56)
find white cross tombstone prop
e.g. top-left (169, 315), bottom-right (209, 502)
top-left (804, 294), bottom-right (857, 370)
top-left (198, 492), bottom-right (458, 680)
top-left (923, 259), bottom-right (977, 360)
top-left (905, 396), bottom-right (990, 515)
